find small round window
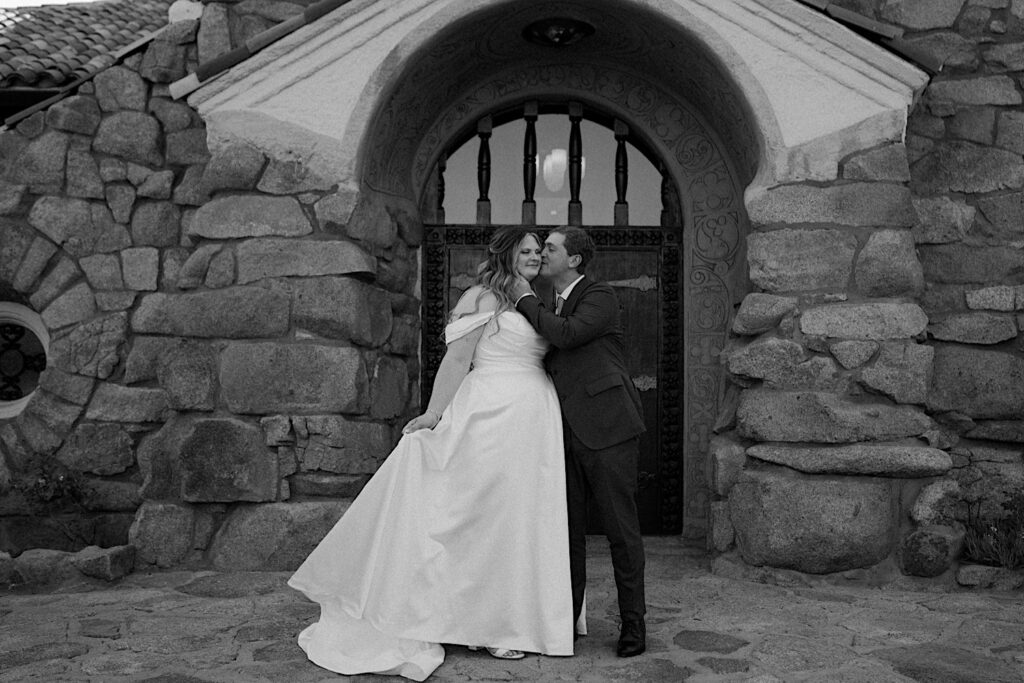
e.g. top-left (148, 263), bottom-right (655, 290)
top-left (0, 303), bottom-right (49, 419)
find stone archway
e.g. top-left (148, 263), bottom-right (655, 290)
top-left (360, 60), bottom-right (750, 538)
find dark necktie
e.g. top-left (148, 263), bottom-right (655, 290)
top-left (555, 295), bottom-right (565, 316)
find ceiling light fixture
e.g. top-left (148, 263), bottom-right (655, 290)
top-left (522, 17), bottom-right (595, 47)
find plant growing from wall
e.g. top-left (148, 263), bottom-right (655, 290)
top-left (9, 459), bottom-right (91, 548)
top-left (962, 492), bottom-right (1024, 570)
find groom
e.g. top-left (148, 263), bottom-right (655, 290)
top-left (513, 226), bottom-right (647, 658)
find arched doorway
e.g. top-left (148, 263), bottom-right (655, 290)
top-left (419, 100), bottom-right (682, 533)
top-left (356, 6), bottom-right (756, 543)
top-left (368, 60), bottom-right (752, 541)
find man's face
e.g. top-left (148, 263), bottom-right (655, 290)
top-left (540, 232), bottom-right (575, 279)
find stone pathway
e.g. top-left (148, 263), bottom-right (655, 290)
top-left (2, 538), bottom-right (1022, 682)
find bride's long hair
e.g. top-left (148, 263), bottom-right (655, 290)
top-left (451, 227), bottom-right (540, 321)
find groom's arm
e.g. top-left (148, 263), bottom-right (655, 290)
top-left (516, 285), bottom-right (618, 350)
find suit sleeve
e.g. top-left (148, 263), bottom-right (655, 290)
top-left (516, 284), bottom-right (618, 350)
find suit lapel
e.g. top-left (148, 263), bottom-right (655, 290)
top-left (561, 276), bottom-right (589, 316)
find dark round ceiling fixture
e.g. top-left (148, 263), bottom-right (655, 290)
top-left (522, 17), bottom-right (595, 47)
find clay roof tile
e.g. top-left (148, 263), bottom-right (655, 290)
top-left (0, 0), bottom-right (172, 89)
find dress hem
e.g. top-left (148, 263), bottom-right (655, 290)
top-left (288, 578), bottom-right (575, 658)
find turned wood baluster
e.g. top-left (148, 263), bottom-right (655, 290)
top-left (522, 102), bottom-right (538, 226)
top-left (476, 116), bottom-right (492, 225)
top-left (568, 102), bottom-right (583, 226)
top-left (614, 119), bottom-right (629, 227)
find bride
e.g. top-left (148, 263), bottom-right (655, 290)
top-left (288, 227), bottom-right (574, 680)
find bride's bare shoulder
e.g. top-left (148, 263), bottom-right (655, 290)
top-left (452, 286), bottom-right (498, 316)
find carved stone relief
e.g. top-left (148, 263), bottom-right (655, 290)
top-left (361, 1), bottom-right (757, 200)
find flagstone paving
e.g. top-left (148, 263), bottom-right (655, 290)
top-left (2, 538), bottom-right (1022, 682)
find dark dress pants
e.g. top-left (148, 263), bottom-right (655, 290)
top-left (565, 428), bottom-right (646, 625)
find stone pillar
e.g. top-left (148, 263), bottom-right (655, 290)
top-left (724, 144), bottom-right (952, 573)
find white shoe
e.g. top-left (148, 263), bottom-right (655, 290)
top-left (468, 646), bottom-right (525, 660)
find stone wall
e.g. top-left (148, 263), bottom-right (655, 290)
top-left (1, 0), bottom-right (1022, 581)
top-left (0, 10), bottom-right (421, 570)
top-left (713, 0), bottom-right (1024, 579)
top-left (908, 0), bottom-right (1024, 576)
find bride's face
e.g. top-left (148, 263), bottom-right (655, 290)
top-left (515, 235), bottom-right (542, 281)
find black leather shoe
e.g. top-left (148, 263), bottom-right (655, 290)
top-left (616, 619), bottom-right (646, 657)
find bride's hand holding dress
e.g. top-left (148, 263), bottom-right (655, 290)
top-left (402, 410), bottom-right (440, 434)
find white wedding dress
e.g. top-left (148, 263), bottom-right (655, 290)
top-left (288, 309), bottom-right (574, 680)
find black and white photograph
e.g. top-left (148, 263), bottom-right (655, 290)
top-left (1, 0), bottom-right (1022, 680)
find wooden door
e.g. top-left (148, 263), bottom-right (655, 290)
top-left (421, 226), bottom-right (683, 534)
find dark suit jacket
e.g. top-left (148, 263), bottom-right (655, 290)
top-left (517, 276), bottom-right (645, 451)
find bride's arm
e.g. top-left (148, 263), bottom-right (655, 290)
top-left (402, 327), bottom-right (485, 434)
top-left (402, 286), bottom-right (498, 434)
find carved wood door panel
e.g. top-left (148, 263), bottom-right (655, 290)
top-left (422, 226), bottom-right (682, 534)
